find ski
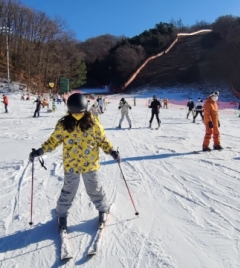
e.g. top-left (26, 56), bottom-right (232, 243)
top-left (151, 128), bottom-right (160, 130)
top-left (87, 205), bottom-right (114, 256)
top-left (60, 227), bottom-right (73, 260)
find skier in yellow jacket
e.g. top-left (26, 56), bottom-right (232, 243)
top-left (29, 93), bottom-right (120, 230)
top-left (202, 91), bottom-right (223, 151)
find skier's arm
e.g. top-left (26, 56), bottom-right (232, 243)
top-left (41, 122), bottom-right (64, 153)
top-left (95, 121), bottom-right (113, 154)
top-left (203, 103), bottom-right (212, 123)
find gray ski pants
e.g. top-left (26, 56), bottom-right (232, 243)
top-left (119, 113), bottom-right (131, 126)
top-left (56, 170), bottom-right (110, 217)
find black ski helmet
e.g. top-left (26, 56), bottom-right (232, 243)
top-left (153, 95), bottom-right (157, 99)
top-left (67, 93), bottom-right (88, 113)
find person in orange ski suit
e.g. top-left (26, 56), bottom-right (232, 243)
top-left (202, 91), bottom-right (223, 151)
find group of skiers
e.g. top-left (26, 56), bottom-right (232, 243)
top-left (186, 93), bottom-right (223, 151)
top-left (27, 91), bottom-right (227, 234)
top-left (88, 96), bottom-right (108, 122)
top-left (186, 98), bottom-right (204, 123)
top-left (115, 95), bottom-right (163, 129)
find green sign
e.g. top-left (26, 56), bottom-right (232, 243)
top-left (60, 77), bottom-right (69, 93)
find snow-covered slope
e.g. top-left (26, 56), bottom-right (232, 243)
top-left (0, 93), bottom-right (239, 268)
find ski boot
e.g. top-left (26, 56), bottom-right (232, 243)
top-left (213, 145), bottom-right (223, 150)
top-left (98, 211), bottom-right (108, 229)
top-left (118, 125), bottom-right (121, 129)
top-left (202, 147), bottom-right (211, 152)
top-left (149, 122), bottom-right (152, 128)
top-left (58, 217), bottom-right (67, 230)
top-left (129, 124), bottom-right (132, 129)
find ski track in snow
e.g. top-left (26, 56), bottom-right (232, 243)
top-left (0, 95), bottom-right (240, 268)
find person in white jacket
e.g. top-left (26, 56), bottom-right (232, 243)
top-left (97, 96), bottom-right (104, 113)
top-left (89, 101), bottom-right (102, 122)
top-left (193, 98), bottom-right (204, 123)
top-left (118, 98), bottom-right (132, 128)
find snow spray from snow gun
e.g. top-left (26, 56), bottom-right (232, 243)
top-left (117, 149), bottom-right (139, 216)
top-left (29, 149), bottom-right (47, 226)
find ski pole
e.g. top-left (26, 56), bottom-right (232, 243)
top-left (144, 107), bottom-right (149, 125)
top-left (118, 162), bottom-right (139, 216)
top-left (112, 109), bottom-right (119, 128)
top-left (29, 152), bottom-right (47, 226)
top-left (29, 159), bottom-right (34, 226)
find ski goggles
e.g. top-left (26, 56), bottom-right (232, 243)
top-left (209, 91), bottom-right (219, 97)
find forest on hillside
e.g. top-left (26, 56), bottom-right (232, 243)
top-left (0, 0), bottom-right (240, 92)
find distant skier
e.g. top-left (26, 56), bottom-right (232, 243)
top-left (57, 94), bottom-right (62, 104)
top-left (103, 96), bottom-right (108, 111)
top-left (33, 96), bottom-right (41, 117)
top-left (29, 93), bottom-right (120, 230)
top-left (98, 97), bottom-right (104, 113)
top-left (202, 91), bottom-right (223, 151)
top-left (238, 102), bottom-right (240, 117)
top-left (193, 98), bottom-right (204, 123)
top-left (118, 98), bottom-right (132, 129)
top-left (2, 94), bottom-right (9, 113)
top-left (186, 98), bottom-right (195, 119)
top-left (148, 95), bottom-right (161, 128)
top-left (89, 101), bottom-right (102, 122)
top-left (163, 98), bottom-right (168, 109)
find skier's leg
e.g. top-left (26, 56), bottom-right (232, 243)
top-left (193, 111), bottom-right (198, 122)
top-left (82, 170), bottom-right (110, 213)
top-left (33, 109), bottom-right (37, 117)
top-left (156, 112), bottom-right (160, 124)
top-left (192, 110), bottom-right (195, 118)
top-left (119, 113), bottom-right (124, 127)
top-left (56, 171), bottom-right (80, 218)
top-left (126, 113), bottom-right (131, 127)
top-left (149, 111), bottom-right (154, 126)
top-left (213, 126), bottom-right (221, 147)
top-left (202, 125), bottom-right (213, 149)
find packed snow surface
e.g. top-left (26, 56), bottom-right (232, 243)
top-left (0, 92), bottom-right (240, 268)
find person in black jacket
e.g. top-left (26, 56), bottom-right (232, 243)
top-left (149, 95), bottom-right (161, 128)
top-left (186, 98), bottom-right (195, 119)
top-left (33, 96), bottom-right (41, 117)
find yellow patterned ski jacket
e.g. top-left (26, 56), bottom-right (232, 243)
top-left (41, 119), bottom-right (113, 173)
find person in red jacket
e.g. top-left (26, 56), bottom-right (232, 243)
top-left (2, 94), bottom-right (8, 113)
top-left (202, 91), bottom-right (223, 151)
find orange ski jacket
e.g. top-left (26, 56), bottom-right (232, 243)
top-left (203, 97), bottom-right (219, 126)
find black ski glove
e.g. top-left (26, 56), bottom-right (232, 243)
top-left (218, 121), bottom-right (220, 127)
top-left (129, 107), bottom-right (132, 110)
top-left (208, 121), bottom-right (213, 128)
top-left (29, 148), bottom-right (44, 162)
top-left (110, 149), bottom-right (121, 163)
top-left (118, 106), bottom-right (121, 109)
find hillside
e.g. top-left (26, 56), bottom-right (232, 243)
top-left (126, 31), bottom-right (240, 93)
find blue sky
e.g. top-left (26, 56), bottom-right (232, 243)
top-left (21, 0), bottom-right (240, 41)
